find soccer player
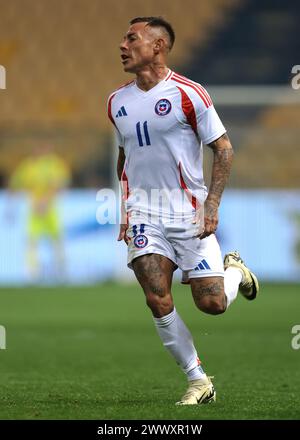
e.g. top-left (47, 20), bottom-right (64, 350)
top-left (8, 145), bottom-right (71, 281)
top-left (108, 17), bottom-right (259, 405)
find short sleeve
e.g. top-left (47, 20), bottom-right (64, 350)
top-left (181, 83), bottom-right (226, 145)
top-left (196, 105), bottom-right (226, 145)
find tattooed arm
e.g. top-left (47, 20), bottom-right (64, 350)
top-left (199, 133), bottom-right (234, 239)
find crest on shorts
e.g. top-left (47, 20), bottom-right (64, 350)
top-left (155, 98), bottom-right (172, 116)
top-left (134, 234), bottom-right (148, 248)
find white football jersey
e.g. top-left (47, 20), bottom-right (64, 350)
top-left (108, 70), bottom-right (226, 218)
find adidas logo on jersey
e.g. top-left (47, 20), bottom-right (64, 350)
top-left (115, 106), bottom-right (128, 118)
top-left (194, 259), bottom-right (211, 271)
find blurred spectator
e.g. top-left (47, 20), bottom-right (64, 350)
top-left (7, 145), bottom-right (71, 282)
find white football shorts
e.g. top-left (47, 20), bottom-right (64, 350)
top-left (126, 213), bottom-right (224, 282)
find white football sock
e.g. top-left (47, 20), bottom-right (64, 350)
top-left (153, 307), bottom-right (205, 381)
top-left (224, 266), bottom-right (243, 308)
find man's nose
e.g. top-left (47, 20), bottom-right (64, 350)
top-left (119, 39), bottom-right (128, 51)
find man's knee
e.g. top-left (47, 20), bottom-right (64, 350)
top-left (191, 277), bottom-right (226, 315)
top-left (145, 290), bottom-right (173, 317)
top-left (194, 296), bottom-right (226, 315)
top-left (132, 254), bottom-right (175, 317)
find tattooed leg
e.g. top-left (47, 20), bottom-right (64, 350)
top-left (190, 277), bottom-right (227, 315)
top-left (132, 253), bottom-right (176, 317)
top-left (134, 254), bottom-right (207, 382)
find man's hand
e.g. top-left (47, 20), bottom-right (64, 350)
top-left (117, 223), bottom-right (130, 245)
top-left (197, 199), bottom-right (219, 239)
top-left (117, 203), bottom-right (130, 245)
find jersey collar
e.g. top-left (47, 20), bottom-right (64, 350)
top-left (133, 69), bottom-right (172, 97)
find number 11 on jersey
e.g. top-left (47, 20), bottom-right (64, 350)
top-left (136, 121), bottom-right (151, 147)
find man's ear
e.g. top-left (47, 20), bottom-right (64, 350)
top-left (153, 38), bottom-right (165, 54)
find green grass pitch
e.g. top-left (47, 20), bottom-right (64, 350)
top-left (0, 282), bottom-right (299, 419)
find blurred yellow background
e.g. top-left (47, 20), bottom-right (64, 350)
top-left (0, 0), bottom-right (299, 188)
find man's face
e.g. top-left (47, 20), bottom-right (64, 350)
top-left (119, 22), bottom-right (157, 73)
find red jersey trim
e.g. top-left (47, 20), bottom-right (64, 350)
top-left (175, 73), bottom-right (213, 106)
top-left (107, 93), bottom-right (116, 126)
top-left (165, 69), bottom-right (173, 81)
top-left (113, 80), bottom-right (134, 93)
top-left (172, 73), bottom-right (212, 108)
top-left (178, 162), bottom-right (197, 209)
top-left (173, 72), bottom-right (212, 106)
top-left (108, 80), bottom-right (134, 126)
top-left (176, 86), bottom-right (198, 136)
top-left (121, 168), bottom-right (130, 200)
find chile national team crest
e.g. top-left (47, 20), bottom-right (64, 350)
top-left (134, 234), bottom-right (148, 249)
top-left (155, 98), bottom-right (172, 116)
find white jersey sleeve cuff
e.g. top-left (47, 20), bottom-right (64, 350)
top-left (202, 129), bottom-right (227, 146)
